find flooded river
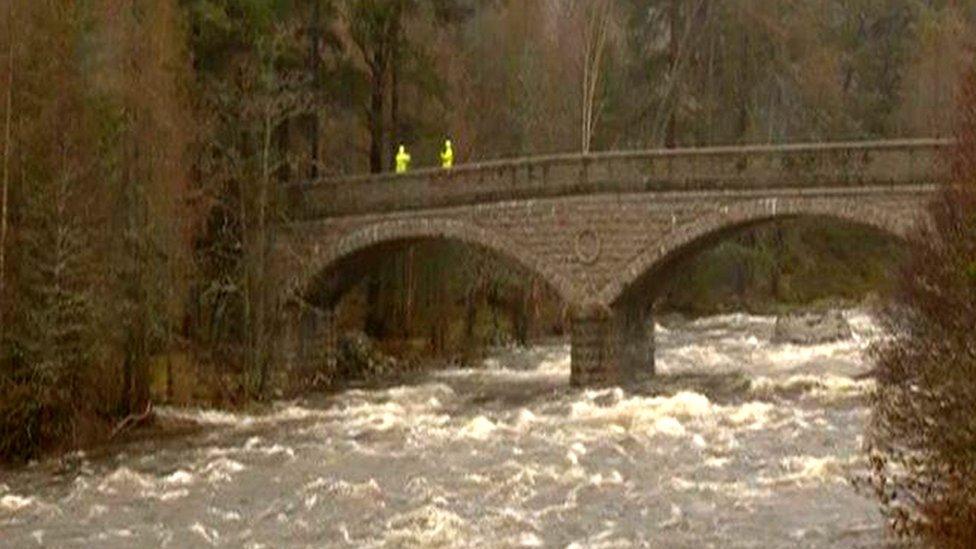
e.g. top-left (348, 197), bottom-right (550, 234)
top-left (1, 311), bottom-right (886, 547)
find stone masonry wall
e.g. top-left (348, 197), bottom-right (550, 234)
top-left (274, 140), bottom-right (949, 386)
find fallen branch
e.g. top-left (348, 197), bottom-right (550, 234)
top-left (110, 401), bottom-right (155, 440)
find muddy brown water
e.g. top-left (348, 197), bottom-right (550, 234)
top-left (1, 311), bottom-right (889, 548)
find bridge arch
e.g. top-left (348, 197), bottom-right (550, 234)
top-left (279, 140), bottom-right (947, 387)
top-left (293, 217), bottom-right (577, 308)
top-left (598, 197), bottom-right (922, 307)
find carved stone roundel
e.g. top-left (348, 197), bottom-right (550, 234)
top-left (575, 228), bottom-right (601, 265)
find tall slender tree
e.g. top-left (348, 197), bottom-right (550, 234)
top-left (0, 0), bottom-right (14, 338)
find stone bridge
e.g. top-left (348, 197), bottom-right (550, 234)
top-left (274, 139), bottom-right (951, 387)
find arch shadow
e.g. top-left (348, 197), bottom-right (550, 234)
top-left (599, 204), bottom-right (919, 308)
top-left (293, 218), bottom-right (576, 309)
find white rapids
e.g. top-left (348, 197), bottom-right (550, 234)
top-left (0, 310), bottom-right (886, 548)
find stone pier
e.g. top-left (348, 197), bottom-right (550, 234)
top-left (570, 303), bottom-right (655, 387)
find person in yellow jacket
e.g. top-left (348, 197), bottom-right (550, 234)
top-left (395, 144), bottom-right (411, 173)
top-left (440, 139), bottom-right (454, 169)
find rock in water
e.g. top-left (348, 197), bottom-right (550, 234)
top-left (772, 310), bottom-right (852, 345)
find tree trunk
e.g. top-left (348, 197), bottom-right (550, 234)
top-left (581, 0), bottom-right (610, 154)
top-left (528, 279), bottom-right (541, 339)
top-left (772, 224), bottom-right (786, 300)
top-left (403, 244), bottom-right (414, 335)
top-left (580, 7), bottom-right (592, 153)
top-left (436, 280), bottom-right (448, 355)
top-left (237, 124), bottom-right (255, 386)
top-left (738, 33), bottom-right (750, 140)
top-left (365, 274), bottom-right (384, 337)
top-left (118, 119), bottom-right (150, 415)
top-left (308, 0), bottom-right (321, 178)
top-left (388, 6), bottom-right (404, 155)
top-left (464, 284), bottom-right (477, 347)
top-left (391, 48), bottom-right (400, 155)
top-left (0, 1), bottom-right (13, 336)
top-left (369, 70), bottom-right (385, 173)
top-left (513, 290), bottom-right (528, 346)
top-left (256, 108), bottom-right (273, 393)
top-left (665, 0), bottom-right (679, 148)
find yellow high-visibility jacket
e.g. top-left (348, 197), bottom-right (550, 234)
top-left (441, 141), bottom-right (454, 169)
top-left (395, 146), bottom-right (411, 173)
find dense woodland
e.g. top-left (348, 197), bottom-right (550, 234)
top-left (0, 0), bottom-right (973, 461)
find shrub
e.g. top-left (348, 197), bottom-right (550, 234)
top-left (863, 65), bottom-right (976, 546)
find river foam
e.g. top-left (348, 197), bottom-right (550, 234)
top-left (0, 310), bottom-right (883, 548)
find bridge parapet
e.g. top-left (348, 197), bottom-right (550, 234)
top-left (278, 138), bottom-right (951, 387)
top-left (287, 139), bottom-right (951, 220)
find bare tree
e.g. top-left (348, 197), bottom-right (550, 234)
top-left (340, 0), bottom-right (416, 173)
top-left (0, 0), bottom-right (14, 336)
top-left (650, 0), bottom-right (709, 147)
top-left (579, 0), bottom-right (613, 153)
top-left (250, 70), bottom-right (313, 392)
